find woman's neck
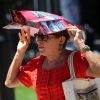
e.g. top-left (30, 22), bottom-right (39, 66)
top-left (42, 49), bottom-right (68, 70)
top-left (45, 49), bottom-right (66, 65)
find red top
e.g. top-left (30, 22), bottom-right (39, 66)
top-left (18, 51), bottom-right (93, 100)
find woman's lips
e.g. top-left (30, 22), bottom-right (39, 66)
top-left (38, 46), bottom-right (44, 49)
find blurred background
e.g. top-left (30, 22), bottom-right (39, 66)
top-left (0, 0), bottom-right (100, 100)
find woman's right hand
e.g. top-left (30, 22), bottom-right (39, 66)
top-left (17, 28), bottom-right (30, 53)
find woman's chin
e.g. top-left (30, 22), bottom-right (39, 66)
top-left (39, 49), bottom-right (45, 55)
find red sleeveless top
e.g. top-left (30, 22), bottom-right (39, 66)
top-left (18, 51), bottom-right (92, 100)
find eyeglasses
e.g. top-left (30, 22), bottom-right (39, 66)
top-left (34, 32), bottom-right (64, 41)
top-left (34, 34), bottom-right (49, 41)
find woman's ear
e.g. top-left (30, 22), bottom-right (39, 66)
top-left (59, 36), bottom-right (66, 44)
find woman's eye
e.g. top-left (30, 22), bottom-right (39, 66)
top-left (42, 36), bottom-right (48, 41)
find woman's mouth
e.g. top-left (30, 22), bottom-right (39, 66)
top-left (38, 46), bottom-right (44, 49)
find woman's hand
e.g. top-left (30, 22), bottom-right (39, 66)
top-left (17, 28), bottom-right (30, 54)
top-left (68, 26), bottom-right (86, 50)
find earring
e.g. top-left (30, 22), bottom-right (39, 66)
top-left (59, 44), bottom-right (63, 49)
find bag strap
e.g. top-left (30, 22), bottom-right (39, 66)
top-left (68, 51), bottom-right (77, 80)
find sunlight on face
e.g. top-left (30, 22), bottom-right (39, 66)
top-left (36, 35), bottom-right (61, 56)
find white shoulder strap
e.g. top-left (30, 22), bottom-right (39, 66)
top-left (68, 51), bottom-right (76, 80)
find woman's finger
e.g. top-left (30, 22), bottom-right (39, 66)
top-left (21, 29), bottom-right (26, 38)
top-left (18, 32), bottom-right (23, 41)
top-left (24, 27), bottom-right (31, 43)
top-left (23, 29), bottom-right (30, 43)
top-left (68, 31), bottom-right (74, 38)
top-left (74, 30), bottom-right (80, 40)
top-left (20, 28), bottom-right (31, 45)
top-left (26, 32), bottom-right (30, 44)
top-left (68, 28), bottom-right (80, 33)
top-left (68, 29), bottom-right (77, 38)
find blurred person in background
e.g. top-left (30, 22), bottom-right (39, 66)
top-left (60, 0), bottom-right (80, 25)
top-left (60, 0), bottom-right (80, 51)
top-left (5, 10), bottom-right (100, 100)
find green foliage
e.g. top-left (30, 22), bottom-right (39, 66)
top-left (15, 86), bottom-right (37, 100)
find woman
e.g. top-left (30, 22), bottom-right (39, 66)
top-left (5, 11), bottom-right (100, 100)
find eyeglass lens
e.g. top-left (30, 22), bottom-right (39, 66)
top-left (34, 34), bottom-right (49, 41)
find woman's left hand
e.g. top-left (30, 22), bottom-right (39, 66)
top-left (68, 26), bottom-right (86, 50)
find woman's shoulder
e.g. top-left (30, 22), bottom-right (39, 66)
top-left (22, 55), bottom-right (45, 70)
top-left (73, 50), bottom-right (87, 60)
top-left (33, 55), bottom-right (45, 60)
top-left (28, 55), bottom-right (45, 65)
top-left (66, 49), bottom-right (83, 56)
top-left (65, 50), bottom-right (77, 57)
top-left (66, 50), bottom-right (86, 62)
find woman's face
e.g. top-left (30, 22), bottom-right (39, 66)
top-left (35, 34), bottom-right (63, 56)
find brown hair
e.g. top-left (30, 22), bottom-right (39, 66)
top-left (54, 30), bottom-right (70, 49)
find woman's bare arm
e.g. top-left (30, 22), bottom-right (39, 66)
top-left (83, 51), bottom-right (100, 77)
top-left (5, 29), bottom-right (30, 88)
top-left (68, 27), bottom-right (100, 77)
top-left (5, 50), bottom-right (25, 88)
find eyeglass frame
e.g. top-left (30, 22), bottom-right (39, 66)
top-left (34, 30), bottom-right (69, 42)
top-left (34, 33), bottom-right (61, 41)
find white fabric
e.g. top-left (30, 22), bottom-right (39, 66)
top-left (62, 51), bottom-right (100, 100)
